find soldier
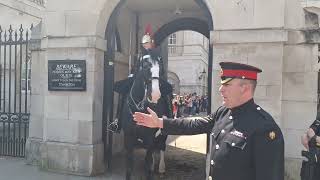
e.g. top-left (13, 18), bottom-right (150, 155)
top-left (141, 24), bottom-right (155, 50)
top-left (301, 114), bottom-right (320, 180)
top-left (108, 24), bottom-right (173, 133)
top-left (133, 62), bottom-right (284, 180)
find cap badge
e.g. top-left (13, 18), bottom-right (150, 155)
top-left (220, 69), bottom-right (223, 76)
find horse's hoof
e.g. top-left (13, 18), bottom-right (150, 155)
top-left (159, 173), bottom-right (165, 179)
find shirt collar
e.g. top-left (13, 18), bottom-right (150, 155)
top-left (230, 98), bottom-right (255, 115)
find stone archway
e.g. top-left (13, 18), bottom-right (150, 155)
top-left (168, 71), bottom-right (181, 94)
top-left (24, 0), bottom-right (216, 176)
top-left (26, 0), bottom-right (318, 179)
top-left (154, 18), bottom-right (210, 46)
top-left (100, 0), bottom-right (215, 168)
top-left (96, 0), bottom-right (215, 39)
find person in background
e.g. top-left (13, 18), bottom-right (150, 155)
top-left (301, 113), bottom-right (320, 180)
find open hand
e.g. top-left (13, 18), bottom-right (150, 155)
top-left (133, 107), bottom-right (162, 128)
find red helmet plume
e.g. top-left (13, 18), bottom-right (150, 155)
top-left (142, 24), bottom-right (154, 44)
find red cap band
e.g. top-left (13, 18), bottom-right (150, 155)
top-left (221, 69), bottom-right (257, 80)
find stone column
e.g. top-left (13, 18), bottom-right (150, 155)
top-left (281, 5), bottom-right (320, 179)
top-left (209, 0), bottom-right (288, 117)
top-left (281, 30), bottom-right (318, 180)
top-left (25, 22), bottom-right (45, 166)
top-left (209, 1), bottom-right (318, 180)
top-left (26, 4), bottom-right (108, 175)
top-left (36, 36), bottom-right (106, 176)
top-left (211, 29), bottom-right (287, 124)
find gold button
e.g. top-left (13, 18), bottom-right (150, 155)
top-left (211, 160), bottom-right (214, 165)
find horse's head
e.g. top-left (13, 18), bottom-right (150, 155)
top-left (128, 49), bottom-right (163, 113)
top-left (140, 53), bottom-right (162, 104)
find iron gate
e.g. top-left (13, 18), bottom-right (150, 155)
top-left (0, 25), bottom-right (31, 157)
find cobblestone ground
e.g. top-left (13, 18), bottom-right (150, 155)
top-left (0, 134), bottom-right (207, 180)
top-left (107, 114), bottom-right (208, 180)
top-left (0, 114), bottom-right (208, 180)
top-left (0, 147), bottom-right (205, 180)
top-left (107, 145), bottom-right (206, 180)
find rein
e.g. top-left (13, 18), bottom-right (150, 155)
top-left (127, 76), bottom-right (160, 115)
top-left (127, 78), bottom-right (148, 115)
top-left (127, 51), bottom-right (161, 115)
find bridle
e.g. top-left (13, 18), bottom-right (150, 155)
top-left (127, 54), bottom-right (161, 115)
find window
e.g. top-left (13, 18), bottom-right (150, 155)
top-left (168, 33), bottom-right (177, 54)
top-left (169, 33), bottom-right (177, 45)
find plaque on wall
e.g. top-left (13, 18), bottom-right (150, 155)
top-left (48, 60), bottom-right (86, 91)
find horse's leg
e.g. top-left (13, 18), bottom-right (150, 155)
top-left (151, 152), bottom-right (155, 172)
top-left (124, 134), bottom-right (134, 180)
top-left (159, 150), bottom-right (166, 174)
top-left (125, 148), bottom-right (134, 180)
top-left (158, 134), bottom-right (167, 178)
top-left (145, 148), bottom-right (154, 180)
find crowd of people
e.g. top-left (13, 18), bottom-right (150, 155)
top-left (172, 93), bottom-right (208, 118)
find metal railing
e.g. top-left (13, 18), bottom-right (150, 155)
top-left (0, 25), bottom-right (31, 157)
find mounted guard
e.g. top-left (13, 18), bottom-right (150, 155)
top-left (108, 24), bottom-right (172, 133)
top-left (107, 24), bottom-right (173, 180)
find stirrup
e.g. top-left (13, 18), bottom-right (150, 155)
top-left (107, 119), bottom-right (120, 133)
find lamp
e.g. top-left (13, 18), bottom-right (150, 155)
top-left (198, 69), bottom-right (206, 80)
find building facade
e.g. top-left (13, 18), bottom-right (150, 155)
top-left (0, 0), bottom-right (320, 180)
top-left (168, 31), bottom-right (209, 96)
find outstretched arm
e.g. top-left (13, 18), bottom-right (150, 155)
top-left (133, 107), bottom-right (216, 135)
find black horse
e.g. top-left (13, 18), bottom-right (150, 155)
top-left (114, 49), bottom-right (173, 180)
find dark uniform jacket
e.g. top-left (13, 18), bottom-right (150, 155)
top-left (162, 99), bottom-right (284, 180)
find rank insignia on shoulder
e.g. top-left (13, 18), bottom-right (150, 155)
top-left (268, 131), bottom-right (276, 140)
